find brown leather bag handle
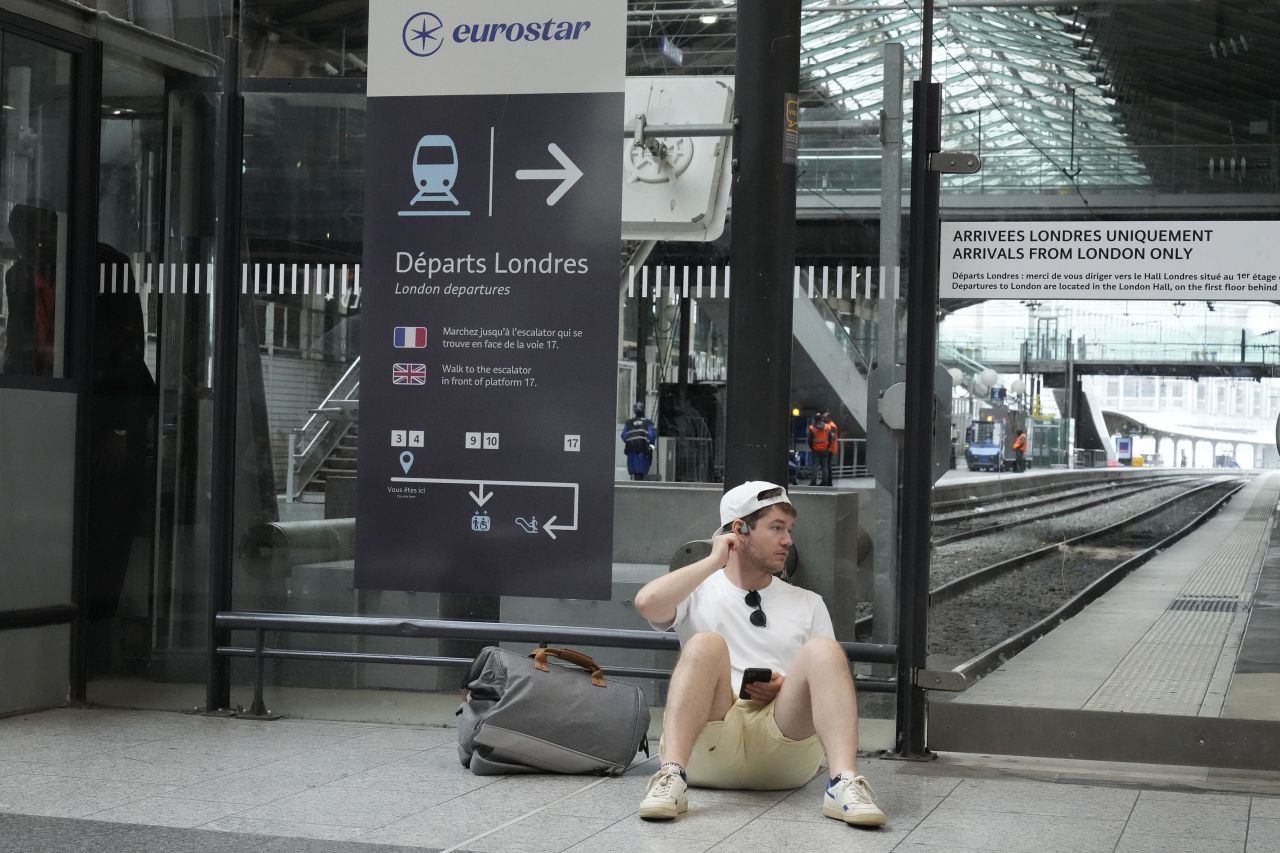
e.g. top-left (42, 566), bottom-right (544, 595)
top-left (530, 647), bottom-right (607, 688)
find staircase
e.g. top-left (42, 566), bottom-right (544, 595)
top-left (287, 357), bottom-right (360, 500)
top-left (310, 424), bottom-right (359, 493)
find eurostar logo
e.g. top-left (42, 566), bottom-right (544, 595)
top-left (403, 12), bottom-right (445, 57)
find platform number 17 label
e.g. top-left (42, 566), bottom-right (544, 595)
top-left (564, 435), bottom-right (581, 452)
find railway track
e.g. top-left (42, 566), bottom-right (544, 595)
top-left (935, 478), bottom-right (1245, 685)
top-left (856, 477), bottom-right (1246, 679)
top-left (931, 474), bottom-right (1201, 544)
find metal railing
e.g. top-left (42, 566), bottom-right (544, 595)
top-left (809, 293), bottom-right (871, 375)
top-left (793, 438), bottom-right (868, 482)
top-left (287, 357), bottom-right (361, 501)
top-left (796, 143), bottom-right (1280, 198)
top-left (1075, 449), bottom-right (1110, 468)
top-left (943, 336), bottom-right (1280, 370)
top-left (215, 612), bottom-right (898, 717)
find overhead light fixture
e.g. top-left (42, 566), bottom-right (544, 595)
top-left (700, 14), bottom-right (718, 24)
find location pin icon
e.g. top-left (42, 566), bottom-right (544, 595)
top-left (399, 451), bottom-right (414, 474)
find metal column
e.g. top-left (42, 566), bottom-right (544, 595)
top-left (871, 43), bottom-right (905, 652)
top-left (724, 0), bottom-right (800, 488)
top-left (206, 33), bottom-right (244, 714)
top-left (896, 0), bottom-right (942, 759)
top-left (636, 295), bottom-right (650, 412)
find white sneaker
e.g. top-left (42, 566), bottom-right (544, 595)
top-left (639, 764), bottom-right (688, 820)
top-left (823, 770), bottom-right (886, 827)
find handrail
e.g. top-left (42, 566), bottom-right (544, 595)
top-left (288, 356), bottom-right (362, 500)
top-left (809, 291), bottom-right (871, 375)
top-left (939, 341), bottom-right (992, 378)
top-left (295, 357), bottom-right (361, 452)
top-left (0, 604), bottom-right (77, 633)
top-left (214, 611), bottom-right (898, 716)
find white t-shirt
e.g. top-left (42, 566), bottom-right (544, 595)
top-left (650, 569), bottom-right (836, 690)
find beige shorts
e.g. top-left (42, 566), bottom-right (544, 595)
top-left (674, 699), bottom-right (825, 790)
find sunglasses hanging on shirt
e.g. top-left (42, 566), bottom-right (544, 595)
top-left (744, 589), bottom-right (767, 627)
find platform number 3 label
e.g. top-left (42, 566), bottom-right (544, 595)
top-left (564, 435), bottom-right (581, 452)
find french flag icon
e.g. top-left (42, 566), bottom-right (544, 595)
top-left (394, 326), bottom-right (428, 348)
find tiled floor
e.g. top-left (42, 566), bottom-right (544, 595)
top-left (3, 708), bottom-right (1280, 851)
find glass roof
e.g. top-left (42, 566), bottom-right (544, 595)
top-left (799, 3), bottom-right (1149, 191)
top-left (630, 1), bottom-right (1151, 193)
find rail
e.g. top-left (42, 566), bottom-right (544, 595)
top-left (808, 290), bottom-right (870, 376)
top-left (950, 479), bottom-right (1247, 682)
top-left (942, 336), bottom-right (1280, 369)
top-left (287, 356), bottom-right (361, 500)
top-left (215, 612), bottom-right (898, 717)
top-left (795, 142), bottom-right (1280, 197)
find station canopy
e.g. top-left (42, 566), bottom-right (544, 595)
top-left (625, 1), bottom-right (1280, 196)
top-left (240, 1), bottom-right (1278, 196)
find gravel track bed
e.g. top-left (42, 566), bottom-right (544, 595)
top-left (930, 477), bottom-right (1193, 539)
top-left (929, 478), bottom-right (1233, 588)
top-left (932, 480), bottom-right (1136, 525)
top-left (927, 480), bottom-right (1241, 661)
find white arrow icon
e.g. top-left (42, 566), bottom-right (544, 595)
top-left (542, 514), bottom-right (576, 540)
top-left (392, 476), bottom-right (580, 540)
top-left (515, 143), bottom-right (583, 206)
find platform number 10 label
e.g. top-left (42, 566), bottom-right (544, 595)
top-left (464, 432), bottom-right (500, 450)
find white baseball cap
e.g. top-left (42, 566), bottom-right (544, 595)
top-left (719, 481), bottom-right (792, 528)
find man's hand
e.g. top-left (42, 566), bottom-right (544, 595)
top-left (634, 530), bottom-right (737, 626)
top-left (709, 530), bottom-right (736, 566)
top-left (743, 672), bottom-right (784, 705)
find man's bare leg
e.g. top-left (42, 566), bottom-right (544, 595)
top-left (771, 637), bottom-right (858, 773)
top-left (660, 632), bottom-right (737, 766)
top-left (640, 632), bottom-right (736, 820)
top-left (770, 637), bottom-right (885, 826)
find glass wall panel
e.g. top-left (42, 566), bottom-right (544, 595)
top-left (220, 3), bottom-right (890, 732)
top-left (85, 51), bottom-right (223, 701)
top-left (1, 31), bottom-right (74, 379)
top-left (928, 0), bottom-right (1280, 762)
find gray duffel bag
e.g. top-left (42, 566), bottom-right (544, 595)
top-left (457, 646), bottom-right (650, 776)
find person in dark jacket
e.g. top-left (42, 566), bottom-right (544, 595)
top-left (86, 244), bottom-right (157, 622)
top-left (622, 403), bottom-right (657, 480)
top-left (3, 204), bottom-right (58, 376)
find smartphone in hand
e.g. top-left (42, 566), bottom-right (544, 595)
top-left (738, 667), bottom-right (773, 700)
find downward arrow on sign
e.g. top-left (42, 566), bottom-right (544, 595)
top-left (469, 485), bottom-right (493, 507)
top-left (515, 143), bottom-right (583, 206)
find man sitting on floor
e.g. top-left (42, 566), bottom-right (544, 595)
top-left (632, 481), bottom-right (885, 827)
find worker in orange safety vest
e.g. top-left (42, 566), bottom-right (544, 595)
top-left (1012, 429), bottom-right (1028, 473)
top-left (807, 411), bottom-right (834, 486)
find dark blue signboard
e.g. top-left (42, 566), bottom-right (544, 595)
top-left (356, 1), bottom-right (624, 599)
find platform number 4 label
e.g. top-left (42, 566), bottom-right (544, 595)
top-left (564, 434), bottom-right (581, 452)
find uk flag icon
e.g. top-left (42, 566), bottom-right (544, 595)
top-left (394, 326), bottom-right (428, 348)
top-left (392, 363), bottom-right (427, 385)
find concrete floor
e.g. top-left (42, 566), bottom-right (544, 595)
top-left (3, 706), bottom-right (1280, 852)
